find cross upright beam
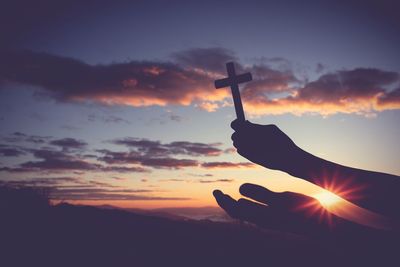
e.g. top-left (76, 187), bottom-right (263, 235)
top-left (214, 62), bottom-right (252, 121)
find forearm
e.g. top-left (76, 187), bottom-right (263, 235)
top-left (287, 148), bottom-right (393, 184)
top-left (288, 148), bottom-right (400, 218)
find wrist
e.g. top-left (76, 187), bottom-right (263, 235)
top-left (286, 147), bottom-right (318, 180)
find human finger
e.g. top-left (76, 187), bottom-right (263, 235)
top-left (239, 183), bottom-right (311, 209)
top-left (213, 190), bottom-right (240, 219)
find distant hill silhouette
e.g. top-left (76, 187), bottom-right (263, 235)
top-left (0, 186), bottom-right (397, 267)
top-left (113, 206), bottom-right (230, 221)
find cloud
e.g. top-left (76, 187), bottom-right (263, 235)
top-left (377, 87), bottom-right (400, 110)
top-left (88, 114), bottom-right (130, 124)
top-left (50, 138), bottom-right (87, 151)
top-left (198, 178), bottom-right (234, 183)
top-left (0, 176), bottom-right (83, 187)
top-left (1, 134), bottom-right (246, 172)
top-left (168, 113), bottom-right (182, 122)
top-left (97, 136), bottom-right (259, 170)
top-left (0, 49), bottom-right (229, 108)
top-left (99, 166), bottom-right (149, 173)
top-left (139, 158), bottom-right (199, 169)
top-left (223, 148), bottom-right (236, 154)
top-left (1, 148), bottom-right (148, 173)
top-left (201, 162), bottom-right (255, 169)
top-left (22, 149), bottom-right (95, 171)
top-left (188, 173), bottom-right (214, 177)
top-left (159, 177), bottom-right (235, 183)
top-left (98, 138), bottom-right (253, 170)
top-left (159, 179), bottom-right (185, 182)
top-left (0, 144), bottom-right (26, 157)
top-left (111, 138), bottom-right (224, 157)
top-left (97, 149), bottom-right (199, 169)
top-left (2, 132), bottom-right (51, 144)
top-left (172, 47), bottom-right (236, 74)
top-left (243, 68), bottom-right (400, 116)
top-left (3, 48), bottom-right (400, 116)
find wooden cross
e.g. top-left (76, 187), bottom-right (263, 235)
top-left (214, 62), bottom-right (252, 121)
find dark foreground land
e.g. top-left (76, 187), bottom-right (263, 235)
top-left (0, 187), bottom-right (398, 267)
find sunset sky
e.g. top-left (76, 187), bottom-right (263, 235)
top-left (1, 0), bottom-right (399, 209)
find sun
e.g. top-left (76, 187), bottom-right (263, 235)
top-left (313, 190), bottom-right (342, 209)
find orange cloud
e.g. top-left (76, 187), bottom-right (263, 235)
top-left (243, 68), bottom-right (400, 116)
top-left (2, 49), bottom-right (399, 117)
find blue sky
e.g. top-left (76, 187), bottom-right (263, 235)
top-left (1, 0), bottom-right (399, 208)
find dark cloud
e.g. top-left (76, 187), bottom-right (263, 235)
top-left (2, 162), bottom-right (147, 174)
top-left (96, 150), bottom-right (140, 164)
top-left (100, 166), bottom-right (149, 173)
top-left (0, 131), bottom-right (253, 172)
top-left (0, 167), bottom-right (26, 173)
top-left (172, 47), bottom-right (237, 73)
top-left (97, 138), bottom-right (242, 170)
top-left (167, 141), bottom-right (223, 157)
top-left (111, 138), bottom-right (224, 157)
top-left (0, 144), bottom-right (26, 157)
top-left (241, 64), bottom-right (299, 98)
top-left (88, 114), bottom-right (130, 124)
top-left (168, 113), bottom-right (182, 122)
top-left (298, 68), bottom-right (397, 101)
top-left (98, 138), bottom-right (257, 170)
top-left (139, 158), bottom-right (199, 169)
top-left (22, 148), bottom-right (95, 171)
top-left (3, 48), bottom-right (399, 116)
top-left (0, 177), bottom-right (84, 186)
top-left (2, 132), bottom-right (51, 144)
top-left (1, 148), bottom-right (148, 173)
top-left (244, 68), bottom-right (400, 116)
top-left (97, 149), bottom-right (199, 169)
top-left (0, 49), bottom-right (224, 108)
top-left (50, 138), bottom-right (87, 150)
top-left (201, 162), bottom-right (254, 169)
top-left (377, 87), bottom-right (400, 109)
top-left (0, 48), bottom-right (296, 113)
top-left (20, 157), bottom-right (96, 171)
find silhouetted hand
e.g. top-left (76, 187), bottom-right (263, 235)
top-left (230, 119), bottom-right (400, 220)
top-left (213, 183), bottom-right (374, 239)
top-left (231, 119), bottom-right (304, 175)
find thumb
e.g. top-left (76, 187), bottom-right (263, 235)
top-left (231, 119), bottom-right (251, 131)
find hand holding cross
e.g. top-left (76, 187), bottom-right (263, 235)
top-left (214, 62), bottom-right (252, 121)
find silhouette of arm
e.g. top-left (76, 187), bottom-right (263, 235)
top-left (293, 149), bottom-right (400, 218)
top-left (231, 119), bottom-right (400, 219)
